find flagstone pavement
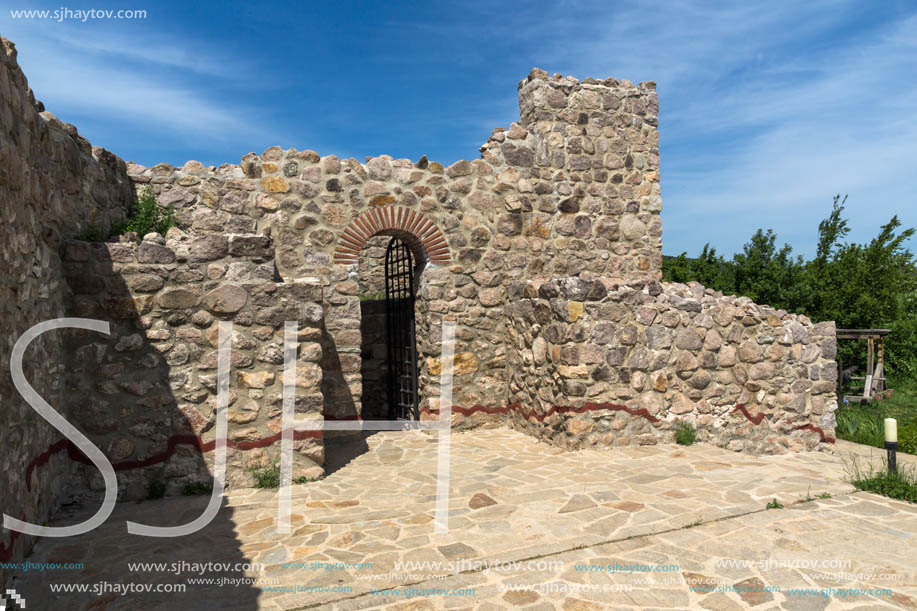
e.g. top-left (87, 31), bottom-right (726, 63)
top-left (12, 428), bottom-right (917, 610)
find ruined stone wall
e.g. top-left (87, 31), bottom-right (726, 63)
top-left (0, 35), bottom-right (135, 583)
top-left (505, 278), bottom-right (838, 453)
top-left (0, 30), bottom-right (839, 587)
top-left (480, 69), bottom-right (662, 282)
top-left (126, 69), bottom-right (662, 425)
top-left (59, 232), bottom-right (325, 500)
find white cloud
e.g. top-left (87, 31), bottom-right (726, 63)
top-left (517, 1), bottom-right (917, 256)
top-left (1, 19), bottom-right (285, 154)
top-left (657, 13), bottom-right (917, 255)
top-left (1, 1), bottom-right (913, 249)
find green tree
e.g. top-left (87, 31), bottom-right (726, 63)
top-left (731, 229), bottom-right (809, 311)
top-left (664, 195), bottom-right (917, 382)
top-left (663, 244), bottom-right (735, 293)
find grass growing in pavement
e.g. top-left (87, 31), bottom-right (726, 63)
top-left (674, 421), bottom-right (697, 446)
top-left (147, 478), bottom-right (166, 499)
top-left (848, 457), bottom-right (917, 504)
top-left (765, 498), bottom-right (784, 509)
top-left (182, 482), bottom-right (213, 496)
top-left (246, 463), bottom-right (321, 488)
top-left (248, 461), bottom-right (281, 489)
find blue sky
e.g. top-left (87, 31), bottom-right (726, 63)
top-left (2, 1), bottom-right (915, 257)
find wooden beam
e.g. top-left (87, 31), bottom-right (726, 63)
top-left (877, 338), bottom-right (885, 392)
top-left (871, 362), bottom-right (884, 395)
top-left (867, 338), bottom-right (874, 387)
top-left (836, 328), bottom-right (892, 339)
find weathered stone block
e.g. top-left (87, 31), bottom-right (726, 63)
top-left (156, 288), bottom-right (200, 309)
top-left (189, 235), bottom-right (229, 262)
top-left (228, 234), bottom-right (273, 258)
top-left (238, 371), bottom-right (275, 388)
top-left (202, 284), bottom-right (249, 315)
top-left (674, 328), bottom-right (702, 351)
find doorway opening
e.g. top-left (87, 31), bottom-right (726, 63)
top-left (358, 235), bottom-right (421, 422)
top-left (385, 237), bottom-right (419, 420)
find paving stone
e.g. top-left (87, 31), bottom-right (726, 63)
top-left (12, 429), bottom-right (917, 609)
top-left (559, 494), bottom-right (597, 514)
top-left (469, 493), bottom-right (498, 509)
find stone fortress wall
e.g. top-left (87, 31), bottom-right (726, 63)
top-left (60, 234), bottom-right (325, 499)
top-left (0, 34), bottom-right (837, 582)
top-left (505, 279), bottom-right (837, 454)
top-left (116, 67), bottom-right (666, 436)
top-left (0, 36), bottom-right (134, 584)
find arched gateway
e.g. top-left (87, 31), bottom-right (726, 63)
top-left (333, 206), bottom-right (451, 266)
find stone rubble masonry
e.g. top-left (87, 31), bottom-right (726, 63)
top-left (123, 68), bottom-right (664, 427)
top-left (505, 278), bottom-right (838, 453)
top-left (0, 35), bottom-right (134, 585)
top-left (60, 232), bottom-right (325, 502)
top-left (0, 34), bottom-right (836, 585)
top-left (357, 235), bottom-right (389, 296)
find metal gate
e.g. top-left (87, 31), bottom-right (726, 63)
top-left (385, 238), bottom-right (419, 420)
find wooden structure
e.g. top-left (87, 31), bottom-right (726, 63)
top-left (837, 328), bottom-right (891, 403)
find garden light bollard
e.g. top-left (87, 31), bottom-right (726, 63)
top-left (885, 418), bottom-right (898, 475)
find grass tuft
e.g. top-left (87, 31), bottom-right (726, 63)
top-left (848, 457), bottom-right (917, 504)
top-left (248, 461), bottom-right (281, 488)
top-left (147, 478), bottom-right (166, 500)
top-left (182, 482), bottom-right (213, 496)
top-left (674, 421), bottom-right (697, 446)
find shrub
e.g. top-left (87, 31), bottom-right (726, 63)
top-left (112, 186), bottom-right (175, 238)
top-left (674, 421), bottom-right (697, 446)
top-left (78, 223), bottom-right (105, 242)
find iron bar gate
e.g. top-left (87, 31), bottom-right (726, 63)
top-left (385, 238), bottom-right (419, 420)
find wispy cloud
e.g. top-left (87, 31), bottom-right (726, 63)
top-left (1, 0), bottom-right (913, 253)
top-left (25, 27), bottom-right (252, 78)
top-left (1, 18), bottom-right (285, 160)
top-left (656, 11), bottom-right (917, 255)
top-left (387, 1), bottom-right (915, 256)
top-left (518, 1), bottom-right (917, 256)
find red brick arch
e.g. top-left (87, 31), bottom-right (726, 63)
top-left (333, 206), bottom-right (451, 265)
